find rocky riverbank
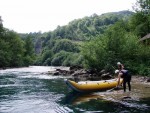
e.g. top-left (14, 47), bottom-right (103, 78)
top-left (48, 66), bottom-right (113, 81)
top-left (132, 75), bottom-right (150, 84)
top-left (48, 66), bottom-right (150, 83)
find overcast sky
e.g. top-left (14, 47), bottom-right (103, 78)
top-left (0, 0), bottom-right (136, 33)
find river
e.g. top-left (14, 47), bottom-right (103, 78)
top-left (0, 66), bottom-right (150, 113)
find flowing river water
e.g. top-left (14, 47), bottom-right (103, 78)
top-left (0, 66), bottom-right (150, 113)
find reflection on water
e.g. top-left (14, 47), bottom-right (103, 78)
top-left (61, 91), bottom-right (150, 113)
top-left (61, 92), bottom-right (103, 105)
top-left (0, 66), bottom-right (150, 113)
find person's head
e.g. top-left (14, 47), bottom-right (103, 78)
top-left (115, 69), bottom-right (119, 74)
top-left (117, 62), bottom-right (121, 65)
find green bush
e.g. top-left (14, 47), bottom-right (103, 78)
top-left (82, 21), bottom-right (150, 75)
top-left (52, 39), bottom-right (80, 53)
top-left (62, 53), bottom-right (84, 66)
top-left (41, 50), bottom-right (53, 65)
top-left (51, 51), bottom-right (69, 66)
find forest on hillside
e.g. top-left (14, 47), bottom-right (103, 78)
top-left (0, 0), bottom-right (150, 76)
top-left (20, 10), bottom-right (134, 66)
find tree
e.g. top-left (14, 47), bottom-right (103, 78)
top-left (134, 0), bottom-right (150, 14)
top-left (52, 39), bottom-right (80, 53)
top-left (82, 20), bottom-right (150, 75)
top-left (0, 16), bottom-right (4, 37)
top-left (0, 29), bottom-right (25, 67)
top-left (0, 16), bottom-right (3, 28)
top-left (130, 0), bottom-right (150, 37)
top-left (51, 51), bottom-right (69, 66)
top-left (41, 50), bottom-right (53, 65)
top-left (0, 39), bottom-right (10, 67)
top-left (24, 35), bottom-right (35, 66)
top-left (6, 31), bottom-right (24, 67)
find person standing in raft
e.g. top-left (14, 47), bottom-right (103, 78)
top-left (115, 68), bottom-right (131, 92)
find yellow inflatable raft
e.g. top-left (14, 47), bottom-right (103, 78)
top-left (65, 78), bottom-right (123, 93)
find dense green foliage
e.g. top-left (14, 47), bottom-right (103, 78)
top-left (33, 10), bottom-right (133, 67)
top-left (35, 38), bottom-right (82, 66)
top-left (82, 21), bottom-right (150, 75)
top-left (0, 17), bottom-right (35, 68)
top-left (23, 35), bottom-right (35, 66)
top-left (130, 0), bottom-right (150, 37)
top-left (48, 10), bottom-right (133, 41)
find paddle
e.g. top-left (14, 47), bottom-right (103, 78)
top-left (106, 87), bottom-right (118, 92)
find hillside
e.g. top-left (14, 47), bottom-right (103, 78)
top-left (38, 10), bottom-right (134, 65)
top-left (19, 10), bottom-right (134, 66)
top-left (46, 10), bottom-right (133, 41)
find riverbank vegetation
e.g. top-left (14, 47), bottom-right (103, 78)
top-left (0, 0), bottom-right (149, 76)
top-left (0, 20), bottom-right (35, 68)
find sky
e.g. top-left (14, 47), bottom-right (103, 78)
top-left (0, 0), bottom-right (136, 33)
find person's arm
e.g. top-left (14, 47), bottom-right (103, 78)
top-left (117, 73), bottom-right (122, 87)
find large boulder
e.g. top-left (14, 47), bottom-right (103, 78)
top-left (147, 77), bottom-right (150, 82)
top-left (53, 71), bottom-right (60, 76)
top-left (86, 68), bottom-right (98, 74)
top-left (101, 73), bottom-right (113, 80)
top-left (69, 65), bottom-right (83, 71)
top-left (71, 69), bottom-right (87, 77)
